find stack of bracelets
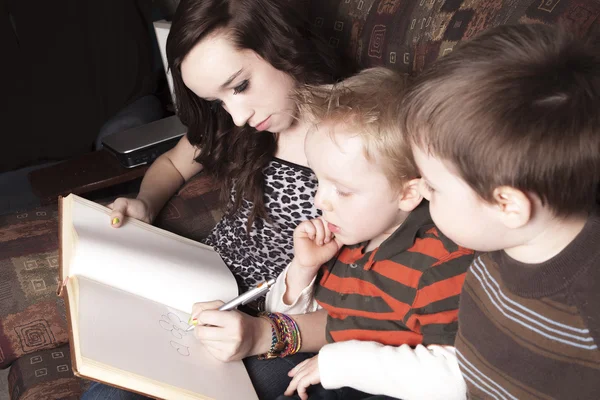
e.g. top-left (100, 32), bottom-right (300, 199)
top-left (258, 312), bottom-right (302, 360)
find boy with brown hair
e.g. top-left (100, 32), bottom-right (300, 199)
top-left (402, 24), bottom-right (600, 399)
top-left (264, 68), bottom-right (474, 399)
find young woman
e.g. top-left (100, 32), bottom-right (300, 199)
top-left (108, 0), bottom-right (348, 293)
top-left (84, 0), bottom-right (351, 399)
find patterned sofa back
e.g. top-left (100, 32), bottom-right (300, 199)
top-left (308, 0), bottom-right (600, 74)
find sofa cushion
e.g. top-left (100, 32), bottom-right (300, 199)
top-left (153, 173), bottom-right (222, 242)
top-left (311, 0), bottom-right (600, 73)
top-left (7, 344), bottom-right (88, 400)
top-left (0, 204), bottom-right (69, 369)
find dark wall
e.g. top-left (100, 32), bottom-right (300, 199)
top-left (0, 0), bottom-right (156, 173)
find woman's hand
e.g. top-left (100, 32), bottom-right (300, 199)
top-left (285, 355), bottom-right (321, 400)
top-left (292, 218), bottom-right (342, 273)
top-left (108, 197), bottom-right (153, 227)
top-left (190, 301), bottom-right (272, 362)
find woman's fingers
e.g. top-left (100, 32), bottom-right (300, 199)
top-left (109, 198), bottom-right (129, 227)
top-left (192, 310), bottom-right (255, 362)
top-left (190, 300), bottom-right (225, 323)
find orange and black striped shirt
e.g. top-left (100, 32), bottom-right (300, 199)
top-left (314, 202), bottom-right (474, 347)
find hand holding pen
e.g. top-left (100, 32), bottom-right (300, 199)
top-left (186, 278), bottom-right (276, 331)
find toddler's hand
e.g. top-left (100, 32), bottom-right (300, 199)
top-left (108, 197), bottom-right (153, 227)
top-left (285, 355), bottom-right (321, 400)
top-left (292, 218), bottom-right (342, 272)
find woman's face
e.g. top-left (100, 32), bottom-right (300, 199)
top-left (181, 31), bottom-right (297, 133)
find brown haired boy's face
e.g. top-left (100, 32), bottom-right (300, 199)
top-left (411, 145), bottom-right (511, 252)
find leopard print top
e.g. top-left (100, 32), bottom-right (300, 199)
top-left (203, 158), bottom-right (320, 291)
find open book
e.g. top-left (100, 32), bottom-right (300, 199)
top-left (58, 194), bottom-right (258, 400)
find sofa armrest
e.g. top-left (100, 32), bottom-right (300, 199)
top-left (153, 173), bottom-right (223, 242)
top-left (28, 150), bottom-right (148, 205)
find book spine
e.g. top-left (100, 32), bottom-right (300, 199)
top-left (57, 195), bottom-right (65, 297)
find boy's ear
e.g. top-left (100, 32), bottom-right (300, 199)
top-left (398, 178), bottom-right (423, 212)
top-left (491, 186), bottom-right (532, 229)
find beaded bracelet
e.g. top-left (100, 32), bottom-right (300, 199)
top-left (257, 314), bottom-right (284, 360)
top-left (279, 313), bottom-right (302, 357)
top-left (257, 312), bottom-right (301, 359)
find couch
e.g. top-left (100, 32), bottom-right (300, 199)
top-left (1, 0), bottom-right (598, 398)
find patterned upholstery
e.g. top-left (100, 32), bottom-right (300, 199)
top-left (7, 344), bottom-right (88, 400)
top-left (1, 0), bottom-right (599, 398)
top-left (153, 174), bottom-right (223, 242)
top-left (0, 205), bottom-right (68, 370)
top-left (311, 0), bottom-right (600, 74)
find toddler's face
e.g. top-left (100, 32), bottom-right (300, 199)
top-left (411, 145), bottom-right (510, 252)
top-left (304, 122), bottom-right (406, 247)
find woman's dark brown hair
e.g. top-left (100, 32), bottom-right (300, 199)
top-left (167, 0), bottom-right (349, 229)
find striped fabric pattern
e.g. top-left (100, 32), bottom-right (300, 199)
top-left (456, 247), bottom-right (600, 399)
top-left (314, 203), bottom-right (474, 347)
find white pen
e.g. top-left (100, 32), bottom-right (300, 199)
top-left (185, 278), bottom-right (276, 332)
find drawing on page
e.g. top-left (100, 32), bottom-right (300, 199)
top-left (159, 312), bottom-right (192, 356)
top-left (170, 340), bottom-right (191, 356)
top-left (159, 312), bottom-right (191, 339)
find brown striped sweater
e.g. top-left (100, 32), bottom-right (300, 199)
top-left (314, 202), bottom-right (474, 347)
top-left (455, 213), bottom-right (600, 399)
